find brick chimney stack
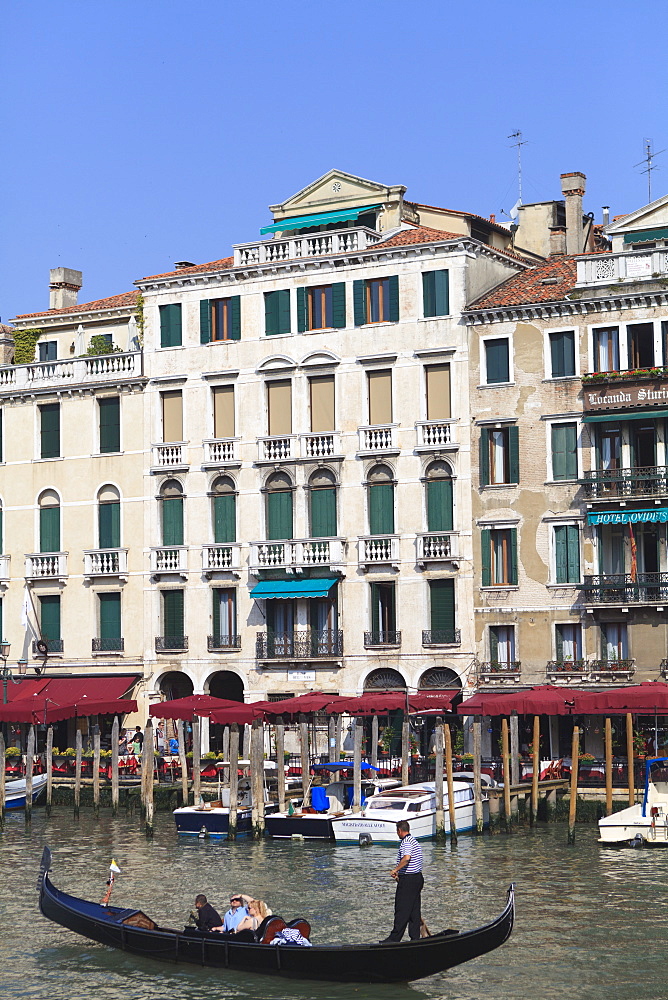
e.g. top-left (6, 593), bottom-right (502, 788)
top-left (560, 172), bottom-right (587, 255)
top-left (49, 267), bottom-right (82, 310)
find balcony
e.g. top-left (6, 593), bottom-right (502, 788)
top-left (417, 531), bottom-right (458, 565)
top-left (256, 630), bottom-right (344, 659)
top-left (357, 424), bottom-right (399, 455)
top-left (150, 546), bottom-right (188, 577)
top-left (233, 226), bottom-right (382, 267)
top-left (415, 419), bottom-right (458, 451)
top-left (587, 658), bottom-right (635, 682)
top-left (202, 438), bottom-right (238, 466)
top-left (249, 538), bottom-right (344, 574)
top-left (32, 638), bottom-right (63, 655)
top-left (582, 368), bottom-right (668, 415)
top-left (257, 435), bottom-right (296, 462)
top-left (155, 635), bottom-right (188, 653)
top-left (364, 630), bottom-right (401, 647)
top-left (84, 548), bottom-right (128, 578)
top-left (92, 637), bottom-right (125, 653)
top-left (299, 432), bottom-right (342, 459)
top-left (582, 573), bottom-right (668, 606)
top-left (202, 543), bottom-right (242, 576)
top-left (546, 659), bottom-right (589, 683)
top-left (208, 634), bottom-right (242, 651)
top-left (0, 351), bottom-right (142, 393)
top-left (0, 555), bottom-right (10, 582)
top-left (25, 553), bottom-right (67, 580)
top-left (478, 661), bottom-right (521, 684)
top-left (358, 535), bottom-right (400, 570)
top-left (422, 629), bottom-right (461, 646)
top-left (576, 247), bottom-right (668, 287)
top-left (151, 442), bottom-right (188, 472)
top-left (582, 466), bottom-right (668, 501)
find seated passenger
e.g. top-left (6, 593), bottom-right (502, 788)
top-left (193, 893), bottom-right (222, 932)
top-left (220, 893), bottom-right (248, 932)
top-left (234, 898), bottom-right (269, 934)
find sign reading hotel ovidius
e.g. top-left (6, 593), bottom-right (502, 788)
top-left (583, 378), bottom-right (668, 410)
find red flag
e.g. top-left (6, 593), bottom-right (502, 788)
top-left (629, 522), bottom-right (638, 583)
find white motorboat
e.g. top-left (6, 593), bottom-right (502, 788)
top-left (598, 757), bottom-right (668, 846)
top-left (266, 772), bottom-right (401, 839)
top-left (174, 773), bottom-right (275, 837)
top-left (331, 780), bottom-right (489, 843)
top-left (5, 773), bottom-right (48, 809)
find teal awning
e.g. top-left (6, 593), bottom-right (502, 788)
top-left (260, 205), bottom-right (381, 236)
top-left (250, 578), bottom-right (338, 600)
top-left (583, 408), bottom-right (668, 423)
top-left (588, 509), bottom-right (668, 525)
top-left (623, 227), bottom-right (668, 244)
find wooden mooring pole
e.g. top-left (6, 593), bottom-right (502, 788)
top-left (192, 717), bottom-right (201, 805)
top-left (143, 719), bottom-right (155, 837)
top-left (473, 716), bottom-right (484, 834)
top-left (531, 714), bottom-right (540, 826)
top-left (370, 715), bottom-right (379, 768)
top-left (567, 725), bottom-right (580, 844)
top-left (401, 718), bottom-right (410, 787)
top-left (228, 724), bottom-right (239, 840)
top-left (111, 717), bottom-right (119, 816)
top-left (434, 717), bottom-right (445, 840)
top-left (93, 725), bottom-right (101, 819)
top-left (501, 718), bottom-right (511, 831)
top-left (605, 717), bottom-right (613, 816)
top-left (45, 726), bottom-right (54, 817)
top-left (299, 715), bottom-right (310, 808)
top-left (352, 717), bottom-right (363, 813)
top-left (25, 726), bottom-right (35, 825)
top-left (444, 722), bottom-right (457, 845)
top-left (0, 733), bottom-right (5, 830)
top-left (251, 719), bottom-right (265, 838)
top-left (626, 712), bottom-right (635, 807)
top-left (74, 729), bottom-right (82, 819)
top-left (276, 719), bottom-right (286, 815)
top-left (177, 720), bottom-right (189, 805)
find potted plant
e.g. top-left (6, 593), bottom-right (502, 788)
top-left (5, 746), bottom-right (21, 757)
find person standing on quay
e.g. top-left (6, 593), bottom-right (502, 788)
top-left (380, 820), bottom-right (424, 943)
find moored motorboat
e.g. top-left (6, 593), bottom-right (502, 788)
top-left (598, 757), bottom-right (668, 846)
top-left (4, 773), bottom-right (48, 810)
top-left (37, 847), bottom-right (515, 983)
top-left (331, 780), bottom-right (489, 843)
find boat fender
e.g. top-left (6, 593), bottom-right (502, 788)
top-left (359, 833), bottom-right (373, 846)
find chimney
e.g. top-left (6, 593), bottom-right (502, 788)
top-left (549, 227), bottom-right (567, 257)
top-left (560, 172), bottom-right (587, 255)
top-left (602, 206), bottom-right (610, 227)
top-left (49, 267), bottom-right (82, 310)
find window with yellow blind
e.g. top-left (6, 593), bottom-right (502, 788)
top-left (309, 375), bottom-right (335, 432)
top-left (368, 371), bottom-right (392, 425)
top-left (267, 380), bottom-right (292, 436)
top-left (162, 391), bottom-right (183, 442)
top-left (213, 385), bottom-right (235, 438)
top-left (425, 365), bottom-right (451, 420)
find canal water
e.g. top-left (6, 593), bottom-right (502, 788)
top-left (1, 810), bottom-right (667, 1000)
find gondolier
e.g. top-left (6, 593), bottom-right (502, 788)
top-left (380, 820), bottom-right (424, 943)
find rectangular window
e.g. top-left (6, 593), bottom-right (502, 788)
top-left (200, 296), bottom-right (241, 343)
top-left (370, 582), bottom-right (397, 641)
top-left (40, 403), bottom-right (60, 459)
top-left (99, 396), bottom-right (120, 453)
top-left (162, 391), bottom-right (183, 442)
top-left (99, 502), bottom-right (120, 548)
top-left (425, 364), bottom-right (451, 420)
top-left (162, 590), bottom-right (185, 643)
top-left (479, 426), bottom-right (519, 486)
top-left (267, 380), bottom-right (292, 436)
top-left (297, 283), bottom-right (346, 331)
top-left (38, 341), bottom-right (57, 362)
top-left (481, 527), bottom-right (518, 586)
top-left (555, 623), bottom-right (582, 662)
top-left (551, 422), bottom-right (578, 481)
top-left (40, 595), bottom-right (61, 642)
top-left (213, 492), bottom-right (236, 543)
top-left (353, 276), bottom-right (399, 325)
top-left (368, 370), bottom-right (392, 425)
top-left (428, 579), bottom-right (455, 643)
top-left (309, 375), bottom-right (335, 432)
top-left (592, 327), bottom-right (619, 373)
top-left (489, 625), bottom-right (515, 665)
top-left (628, 322), bottom-right (654, 369)
top-left (484, 338), bottom-right (510, 384)
top-left (422, 270), bottom-right (449, 318)
top-left (265, 289), bottom-right (291, 336)
top-left (549, 331), bottom-right (576, 377)
top-left (99, 593), bottom-right (122, 648)
top-left (553, 524), bottom-right (580, 584)
top-left (213, 385), bottom-right (235, 438)
top-left (159, 304), bottom-right (182, 348)
top-left (213, 588), bottom-right (237, 644)
top-left (368, 482), bottom-right (394, 535)
top-left (596, 425), bottom-right (622, 471)
top-left (40, 506), bottom-right (60, 553)
top-left (601, 622), bottom-right (627, 661)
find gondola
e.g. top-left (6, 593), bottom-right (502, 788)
top-left (37, 847), bottom-right (514, 983)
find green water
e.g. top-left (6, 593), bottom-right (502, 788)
top-left (1, 809), bottom-right (666, 1000)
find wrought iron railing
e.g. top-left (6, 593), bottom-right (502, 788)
top-left (92, 637), bottom-right (125, 652)
top-left (255, 630), bottom-right (343, 659)
top-left (364, 630), bottom-right (402, 647)
top-left (582, 466), bottom-right (668, 500)
top-left (587, 658), bottom-right (635, 674)
top-left (582, 573), bottom-right (668, 603)
top-left (208, 634), bottom-right (242, 651)
top-left (32, 638), bottom-right (64, 654)
top-left (478, 661), bottom-right (521, 674)
top-left (422, 629), bottom-right (461, 645)
top-left (155, 635), bottom-right (188, 652)
top-left (546, 659), bottom-right (588, 674)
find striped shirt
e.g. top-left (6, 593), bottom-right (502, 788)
top-left (396, 834), bottom-right (423, 874)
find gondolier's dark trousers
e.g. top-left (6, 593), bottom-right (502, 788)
top-left (389, 872), bottom-right (424, 941)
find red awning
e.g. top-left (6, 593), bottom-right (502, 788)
top-left (572, 682), bottom-right (668, 715)
top-left (458, 686), bottom-right (577, 716)
top-left (208, 704), bottom-right (268, 726)
top-left (149, 695), bottom-right (245, 720)
top-left (5, 678), bottom-right (52, 701)
top-left (322, 692), bottom-right (456, 716)
top-left (0, 676), bottom-right (138, 724)
top-left (260, 694), bottom-right (351, 718)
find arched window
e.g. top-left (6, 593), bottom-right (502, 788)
top-left (418, 667), bottom-right (461, 690)
top-left (211, 476), bottom-right (236, 543)
top-left (309, 468), bottom-right (337, 538)
top-left (367, 464), bottom-right (394, 535)
top-left (425, 461), bottom-right (453, 532)
top-left (39, 490), bottom-right (60, 553)
top-left (364, 667), bottom-right (406, 690)
top-left (98, 484), bottom-right (120, 549)
top-left (266, 471), bottom-right (293, 541)
top-left (160, 479), bottom-right (184, 546)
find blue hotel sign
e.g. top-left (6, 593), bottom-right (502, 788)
top-left (588, 509), bottom-right (668, 525)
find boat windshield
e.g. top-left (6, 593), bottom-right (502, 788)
top-left (364, 798), bottom-right (409, 811)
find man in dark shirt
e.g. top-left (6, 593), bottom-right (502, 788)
top-left (194, 893), bottom-right (222, 932)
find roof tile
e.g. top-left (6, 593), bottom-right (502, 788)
top-left (469, 256), bottom-right (578, 309)
top-left (15, 290), bottom-right (139, 320)
top-left (137, 257), bottom-right (234, 282)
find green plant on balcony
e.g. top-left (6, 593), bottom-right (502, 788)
top-left (84, 335), bottom-right (122, 357)
top-left (201, 751), bottom-right (217, 759)
top-left (5, 746), bottom-right (21, 757)
top-left (62, 748), bottom-right (77, 757)
top-left (582, 366), bottom-right (668, 384)
top-left (13, 328), bottom-right (42, 365)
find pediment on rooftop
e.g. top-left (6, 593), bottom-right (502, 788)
top-left (269, 169), bottom-right (405, 220)
top-left (606, 193), bottom-right (668, 236)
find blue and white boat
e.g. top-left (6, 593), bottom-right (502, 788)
top-left (5, 773), bottom-right (48, 809)
top-left (599, 756), bottom-right (668, 845)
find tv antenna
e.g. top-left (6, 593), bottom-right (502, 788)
top-left (508, 130), bottom-right (528, 206)
top-left (634, 138), bottom-right (665, 203)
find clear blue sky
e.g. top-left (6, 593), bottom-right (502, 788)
top-left (1, 0), bottom-right (666, 321)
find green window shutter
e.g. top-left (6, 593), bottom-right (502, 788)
top-left (297, 287), bottom-right (307, 333)
top-left (40, 507), bottom-right (60, 553)
top-left (310, 487), bottom-right (337, 538)
top-left (229, 296), bottom-right (241, 340)
top-left (200, 299), bottom-right (211, 344)
top-left (163, 590), bottom-right (184, 638)
top-left (265, 291), bottom-right (278, 336)
top-left (370, 583), bottom-right (380, 634)
top-left (0, 507), bottom-right (3, 553)
top-left (162, 497), bottom-right (184, 545)
top-left (332, 283), bottom-right (346, 328)
top-left (267, 490), bottom-right (293, 540)
top-left (550, 332), bottom-right (565, 377)
top-left (160, 304), bottom-right (182, 348)
top-left (567, 525), bottom-right (580, 583)
top-left (40, 404), bottom-right (60, 459)
top-left (40, 595), bottom-right (61, 641)
top-left (481, 529), bottom-right (491, 586)
top-left (99, 502), bottom-right (120, 548)
top-left (434, 270), bottom-right (449, 316)
top-left (214, 494), bottom-right (236, 543)
top-left (479, 429), bottom-right (490, 487)
top-left (554, 525), bottom-right (568, 583)
top-left (509, 529), bottom-right (518, 585)
top-left (278, 289), bottom-right (291, 335)
top-left (99, 397), bottom-right (120, 453)
top-left (508, 425), bottom-right (520, 484)
top-left (489, 627), bottom-right (499, 662)
top-left (422, 272), bottom-right (436, 318)
top-left (427, 479), bottom-right (453, 531)
top-left (353, 280), bottom-right (366, 326)
top-left (552, 423), bottom-right (577, 481)
top-left (485, 339), bottom-right (509, 383)
top-left (430, 579), bottom-right (455, 632)
top-left (388, 275), bottom-right (399, 322)
top-left (99, 593), bottom-right (121, 640)
top-left (555, 626), bottom-right (564, 661)
top-left (212, 589), bottom-right (220, 638)
top-left (369, 482), bottom-right (394, 535)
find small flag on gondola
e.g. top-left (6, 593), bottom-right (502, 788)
top-left (629, 523), bottom-right (638, 583)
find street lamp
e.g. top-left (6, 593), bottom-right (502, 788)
top-left (1, 641), bottom-right (12, 706)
